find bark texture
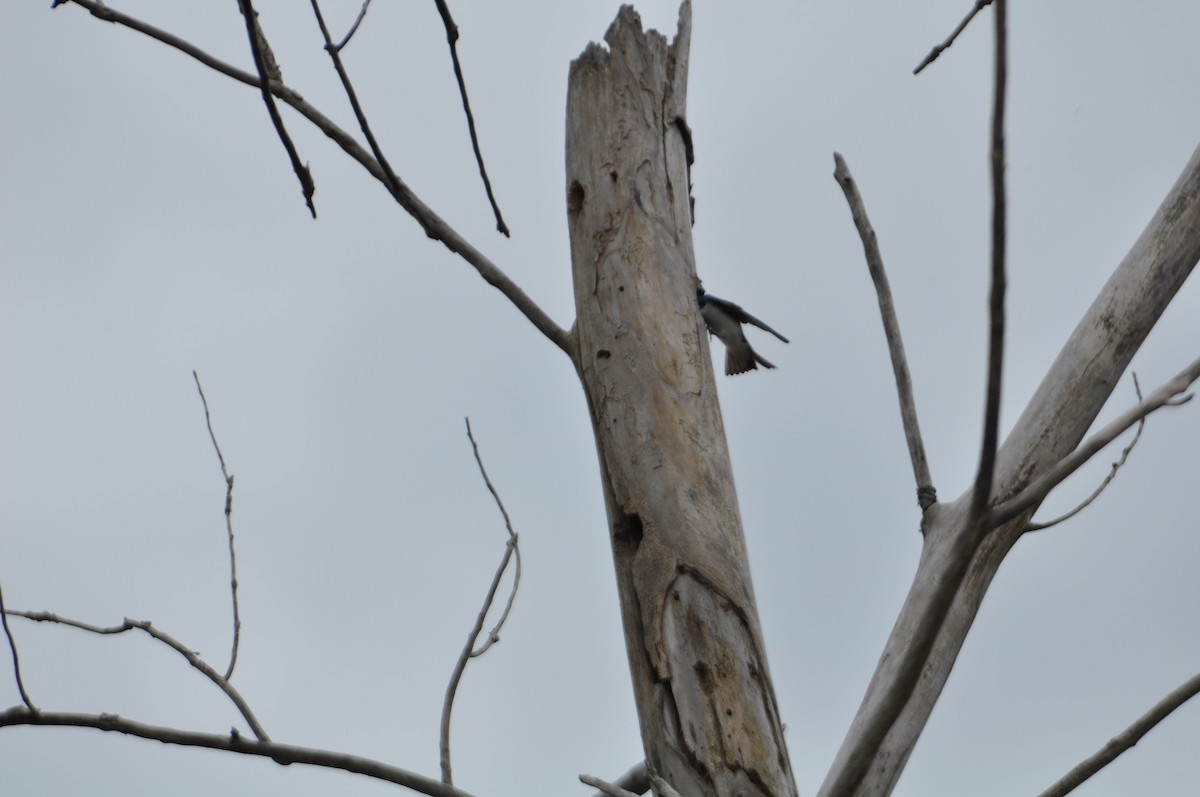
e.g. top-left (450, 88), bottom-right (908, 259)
top-left (565, 5), bottom-right (797, 797)
top-left (819, 139), bottom-right (1200, 797)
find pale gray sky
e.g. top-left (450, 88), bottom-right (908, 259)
top-left (3, 2), bottom-right (1198, 796)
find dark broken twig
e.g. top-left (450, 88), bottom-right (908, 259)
top-left (0, 583), bottom-right (36, 712)
top-left (913, 0), bottom-right (995, 74)
top-left (335, 0), bottom-right (374, 51)
top-left (236, 0), bottom-right (316, 217)
top-left (433, 0), bottom-right (509, 236)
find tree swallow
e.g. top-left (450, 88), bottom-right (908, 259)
top-left (698, 288), bottom-right (789, 375)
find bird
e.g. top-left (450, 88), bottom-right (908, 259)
top-left (697, 287), bottom-right (789, 375)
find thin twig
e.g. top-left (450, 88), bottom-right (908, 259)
top-left (193, 371), bottom-right (242, 681)
top-left (0, 707), bottom-right (478, 797)
top-left (1024, 374), bottom-right (1146, 532)
top-left (7, 611), bottom-right (269, 741)
top-left (53, 0), bottom-right (570, 355)
top-left (990, 355), bottom-right (1200, 528)
top-left (309, 0), bottom-right (415, 256)
top-left (439, 419), bottom-right (522, 785)
top-left (1034, 670), bottom-right (1200, 797)
top-left (913, 0), bottom-right (995, 74)
top-left (335, 0), bottom-right (373, 51)
top-left (579, 774), bottom-right (641, 797)
top-left (235, 0), bottom-right (316, 217)
top-left (967, 0), bottom-right (1007, 529)
top-left (833, 152), bottom-right (936, 509)
top-left (0, 584), bottom-right (36, 712)
top-left (433, 0), bottom-right (509, 237)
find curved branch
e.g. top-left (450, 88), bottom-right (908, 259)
top-left (833, 152), bottom-right (936, 509)
top-left (990, 355), bottom-right (1200, 528)
top-left (53, 0), bottom-right (572, 356)
top-left (6, 611), bottom-right (269, 741)
top-left (1034, 670), bottom-right (1200, 797)
top-left (0, 707), bottom-right (477, 797)
top-left (192, 371), bottom-right (242, 682)
top-left (439, 419), bottom-right (522, 784)
top-left (1024, 374), bottom-right (1145, 532)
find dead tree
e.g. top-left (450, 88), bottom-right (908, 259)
top-left (3, 3), bottom-right (1199, 797)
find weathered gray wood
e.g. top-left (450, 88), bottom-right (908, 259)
top-left (819, 139), bottom-right (1200, 797)
top-left (565, 5), bottom-right (797, 796)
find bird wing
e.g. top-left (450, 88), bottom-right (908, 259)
top-left (701, 294), bottom-right (789, 344)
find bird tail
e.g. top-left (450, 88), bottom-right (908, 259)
top-left (726, 347), bottom-right (774, 375)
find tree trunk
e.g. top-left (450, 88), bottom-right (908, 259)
top-left (564, 5), bottom-right (798, 797)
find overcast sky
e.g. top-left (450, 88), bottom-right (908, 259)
top-left (3, 1), bottom-right (1198, 796)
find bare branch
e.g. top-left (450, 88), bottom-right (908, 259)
top-left (585, 762), bottom-right (647, 797)
top-left (439, 419), bottom-right (522, 785)
top-left (7, 611), bottom-right (269, 741)
top-left (833, 152), bottom-right (936, 510)
top-left (53, 0), bottom-right (571, 355)
top-left (335, 0), bottom-right (373, 52)
top-left (1035, 670), bottom-right (1200, 797)
top-left (580, 774), bottom-right (641, 797)
top-left (822, 9), bottom-right (1008, 797)
top-left (193, 371), bottom-right (242, 682)
top-left (235, 0), bottom-right (316, 217)
top-left (432, 0), bottom-right (509, 236)
top-left (0, 584), bottom-right (36, 712)
top-left (990, 355), bottom-right (1200, 528)
top-left (0, 707), bottom-right (477, 797)
top-left (968, 0), bottom-right (1008, 527)
top-left (1024, 374), bottom-right (1145, 532)
top-left (913, 0), bottom-right (995, 75)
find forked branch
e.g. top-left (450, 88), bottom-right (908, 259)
top-left (6, 611), bottom-right (269, 741)
top-left (990, 355), bottom-right (1200, 528)
top-left (52, 0), bottom-right (571, 355)
top-left (833, 152), bottom-right (935, 509)
top-left (439, 419), bottom-right (522, 785)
